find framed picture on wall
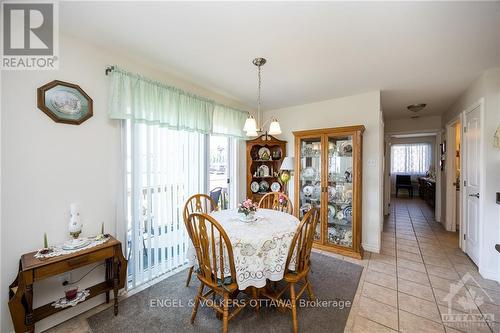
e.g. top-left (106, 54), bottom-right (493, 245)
top-left (37, 80), bottom-right (93, 125)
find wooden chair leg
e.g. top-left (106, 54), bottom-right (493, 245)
top-left (305, 276), bottom-right (316, 301)
top-left (251, 287), bottom-right (259, 314)
top-left (222, 292), bottom-right (229, 333)
top-left (290, 283), bottom-right (298, 333)
top-left (191, 282), bottom-right (204, 324)
top-left (186, 266), bottom-right (194, 287)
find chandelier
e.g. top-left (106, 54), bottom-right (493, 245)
top-left (243, 58), bottom-right (281, 137)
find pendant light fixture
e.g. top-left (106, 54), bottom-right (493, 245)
top-left (243, 57), bottom-right (282, 138)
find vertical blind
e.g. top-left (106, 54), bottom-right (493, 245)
top-left (391, 143), bottom-right (432, 174)
top-left (127, 121), bottom-right (205, 287)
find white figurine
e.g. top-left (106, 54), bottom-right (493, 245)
top-left (69, 203), bottom-right (83, 239)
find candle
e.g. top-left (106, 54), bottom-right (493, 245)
top-left (101, 222), bottom-right (104, 235)
top-left (44, 232), bottom-right (48, 248)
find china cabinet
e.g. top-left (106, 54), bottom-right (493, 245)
top-left (294, 126), bottom-right (364, 259)
top-left (246, 134), bottom-right (287, 202)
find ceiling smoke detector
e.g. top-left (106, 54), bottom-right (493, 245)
top-left (407, 103), bottom-right (427, 113)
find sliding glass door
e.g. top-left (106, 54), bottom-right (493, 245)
top-left (126, 121), bottom-right (206, 288)
top-left (125, 124), bottom-right (239, 288)
top-left (208, 135), bottom-right (236, 210)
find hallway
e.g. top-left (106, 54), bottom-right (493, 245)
top-left (350, 197), bottom-right (500, 333)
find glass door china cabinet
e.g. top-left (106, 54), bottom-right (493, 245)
top-left (294, 126), bottom-right (364, 259)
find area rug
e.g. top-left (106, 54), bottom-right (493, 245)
top-left (87, 252), bottom-right (363, 333)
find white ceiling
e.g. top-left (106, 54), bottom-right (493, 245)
top-left (60, 1), bottom-right (500, 119)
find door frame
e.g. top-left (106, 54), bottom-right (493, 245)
top-left (461, 98), bottom-right (485, 261)
top-left (444, 115), bottom-right (462, 233)
top-left (384, 129), bottom-right (442, 222)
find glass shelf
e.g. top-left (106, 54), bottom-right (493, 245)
top-left (298, 137), bottom-right (322, 241)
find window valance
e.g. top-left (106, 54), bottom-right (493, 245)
top-left (108, 66), bottom-right (248, 137)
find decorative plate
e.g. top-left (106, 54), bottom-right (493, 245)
top-left (335, 210), bottom-right (345, 221)
top-left (328, 204), bottom-right (336, 218)
top-left (62, 238), bottom-right (91, 250)
top-left (335, 218), bottom-right (348, 226)
top-left (258, 147), bottom-right (271, 160)
top-left (259, 180), bottom-right (270, 192)
top-left (303, 185), bottom-right (314, 197)
top-left (301, 144), bottom-right (314, 156)
top-left (340, 141), bottom-right (353, 155)
top-left (344, 167), bottom-right (353, 182)
top-left (258, 165), bottom-right (270, 177)
top-left (312, 186), bottom-right (321, 200)
top-left (270, 181), bottom-right (281, 192)
top-left (328, 142), bottom-right (337, 156)
top-left (301, 167), bottom-right (317, 181)
top-left (328, 187), bottom-right (337, 201)
top-left (250, 181), bottom-right (260, 193)
top-left (343, 205), bottom-right (353, 220)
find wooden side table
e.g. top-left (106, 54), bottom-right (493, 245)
top-left (8, 236), bottom-right (127, 333)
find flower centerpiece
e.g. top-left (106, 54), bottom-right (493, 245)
top-left (238, 199), bottom-right (258, 222)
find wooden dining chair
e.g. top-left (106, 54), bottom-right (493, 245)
top-left (183, 194), bottom-right (218, 287)
top-left (187, 213), bottom-right (247, 333)
top-left (258, 192), bottom-right (293, 215)
top-left (261, 208), bottom-right (319, 333)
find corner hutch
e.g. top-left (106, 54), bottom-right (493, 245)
top-left (246, 134), bottom-right (287, 202)
top-left (293, 126), bottom-right (364, 259)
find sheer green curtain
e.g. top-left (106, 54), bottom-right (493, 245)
top-left (212, 104), bottom-right (247, 138)
top-left (108, 66), bottom-right (248, 137)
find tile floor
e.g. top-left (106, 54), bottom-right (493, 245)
top-left (346, 197), bottom-right (500, 333)
top-left (45, 197), bottom-right (500, 333)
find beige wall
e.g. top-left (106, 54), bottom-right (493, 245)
top-left (441, 67), bottom-right (500, 282)
top-left (385, 115), bottom-right (442, 133)
top-left (0, 34), bottom-right (250, 332)
top-left (263, 91), bottom-right (384, 252)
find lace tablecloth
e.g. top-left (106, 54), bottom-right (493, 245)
top-left (187, 209), bottom-right (299, 290)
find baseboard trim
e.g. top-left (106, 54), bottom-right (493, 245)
top-left (362, 243), bottom-right (380, 253)
top-left (479, 266), bottom-right (499, 282)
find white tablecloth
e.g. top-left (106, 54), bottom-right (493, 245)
top-left (187, 209), bottom-right (300, 290)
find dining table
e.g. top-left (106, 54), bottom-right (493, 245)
top-left (187, 208), bottom-right (300, 290)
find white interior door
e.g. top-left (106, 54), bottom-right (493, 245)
top-left (464, 105), bottom-right (481, 265)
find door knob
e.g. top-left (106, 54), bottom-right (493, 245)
top-left (469, 193), bottom-right (480, 198)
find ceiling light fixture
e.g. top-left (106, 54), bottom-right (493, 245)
top-left (243, 58), bottom-right (281, 138)
top-left (407, 103), bottom-right (427, 113)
